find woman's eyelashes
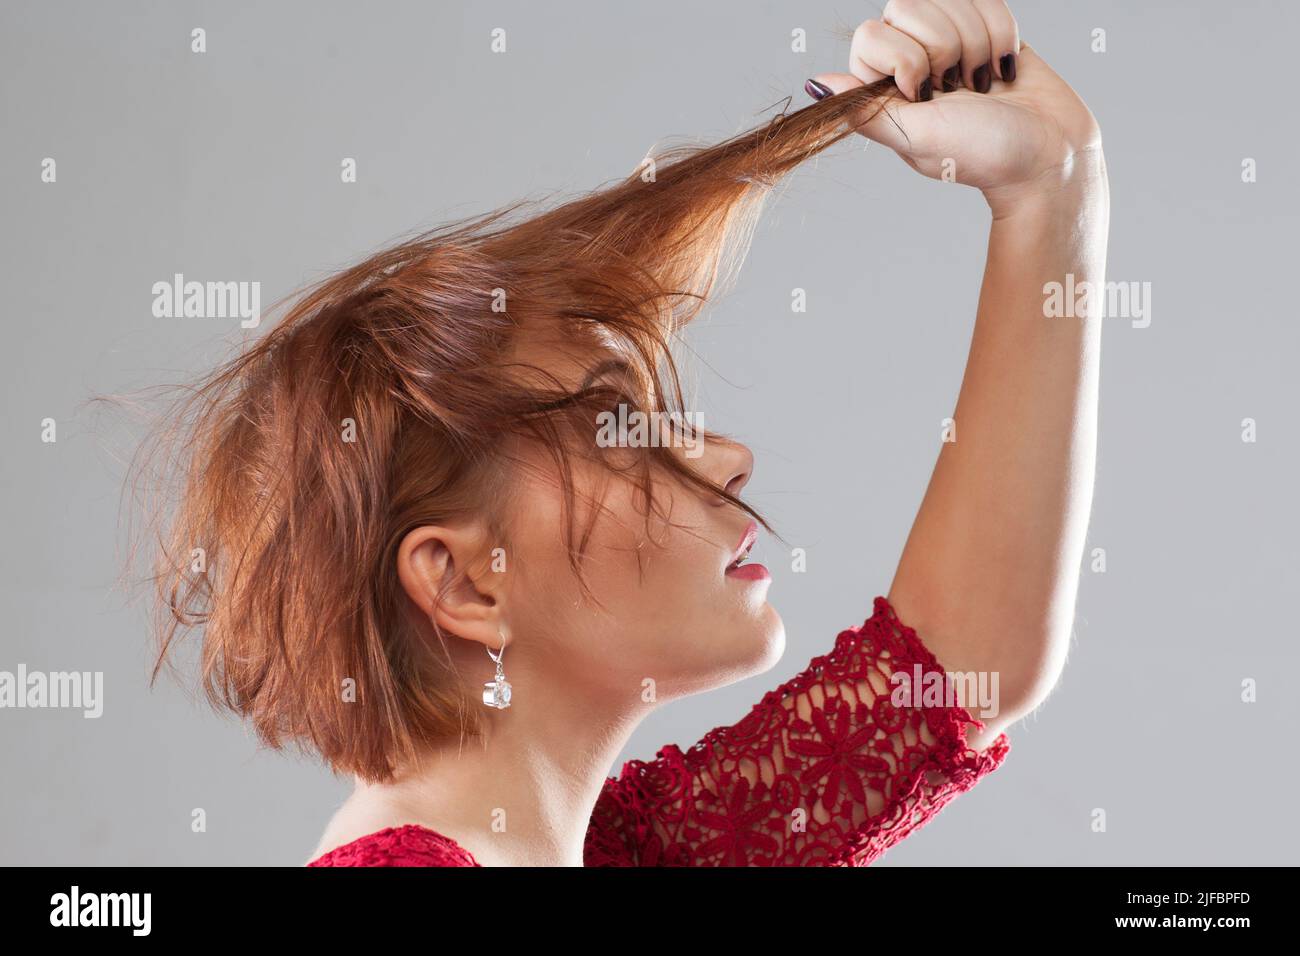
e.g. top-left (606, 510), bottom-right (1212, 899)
top-left (591, 383), bottom-right (638, 417)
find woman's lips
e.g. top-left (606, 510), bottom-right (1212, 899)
top-left (724, 520), bottom-right (768, 581)
top-left (725, 561), bottom-right (770, 581)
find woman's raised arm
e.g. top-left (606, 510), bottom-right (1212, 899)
top-left (890, 159), bottom-right (1107, 750)
top-left (811, 7), bottom-right (1108, 749)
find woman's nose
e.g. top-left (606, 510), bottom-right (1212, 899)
top-left (713, 438), bottom-right (754, 503)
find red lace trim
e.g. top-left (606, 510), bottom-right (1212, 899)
top-left (307, 824), bottom-right (480, 867)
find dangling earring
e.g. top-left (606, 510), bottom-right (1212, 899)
top-left (482, 635), bottom-right (512, 710)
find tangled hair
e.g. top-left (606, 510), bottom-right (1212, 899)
top-left (133, 81), bottom-right (898, 783)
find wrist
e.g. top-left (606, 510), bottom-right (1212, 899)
top-left (983, 153), bottom-right (1110, 271)
top-left (983, 147), bottom-right (1110, 224)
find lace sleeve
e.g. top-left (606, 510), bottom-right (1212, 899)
top-left (583, 596), bottom-right (1010, 866)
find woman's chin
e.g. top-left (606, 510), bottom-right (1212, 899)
top-left (671, 608), bottom-right (785, 698)
top-left (744, 604), bottom-right (786, 675)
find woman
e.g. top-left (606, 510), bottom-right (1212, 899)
top-left (143, 0), bottom-right (1106, 866)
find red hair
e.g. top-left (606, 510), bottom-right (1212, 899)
top-left (131, 82), bottom-right (898, 782)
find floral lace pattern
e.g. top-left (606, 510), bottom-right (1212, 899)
top-left (308, 597), bottom-right (1009, 867)
top-left (582, 596), bottom-right (1009, 866)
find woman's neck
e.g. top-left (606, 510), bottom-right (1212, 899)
top-left (313, 688), bottom-right (644, 866)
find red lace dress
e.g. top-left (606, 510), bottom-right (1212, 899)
top-left (308, 596), bottom-right (1010, 867)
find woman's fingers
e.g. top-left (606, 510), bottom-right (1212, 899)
top-left (806, 2), bottom-right (1022, 110)
top-left (881, 0), bottom-right (963, 93)
top-left (971, 0), bottom-right (1021, 81)
top-left (931, 0), bottom-right (994, 91)
top-left (849, 17), bottom-right (934, 101)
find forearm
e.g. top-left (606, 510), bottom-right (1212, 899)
top-left (890, 153), bottom-right (1110, 720)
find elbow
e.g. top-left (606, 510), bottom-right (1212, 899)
top-left (890, 580), bottom-right (1078, 731)
top-left (990, 620), bottom-right (1074, 725)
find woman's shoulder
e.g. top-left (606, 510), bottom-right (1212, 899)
top-left (307, 824), bottom-right (481, 867)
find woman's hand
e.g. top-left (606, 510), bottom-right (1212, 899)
top-left (807, 0), bottom-right (1102, 217)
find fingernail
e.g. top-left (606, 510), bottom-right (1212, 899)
top-left (804, 78), bottom-right (833, 101)
top-left (941, 66), bottom-right (960, 92)
top-left (973, 62), bottom-right (992, 93)
top-left (917, 76), bottom-right (933, 102)
top-left (999, 52), bottom-right (1017, 82)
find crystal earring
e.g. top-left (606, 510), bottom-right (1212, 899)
top-left (482, 637), bottom-right (512, 710)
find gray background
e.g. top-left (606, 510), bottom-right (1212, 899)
top-left (2, 0), bottom-right (1296, 865)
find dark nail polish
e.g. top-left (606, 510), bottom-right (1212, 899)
top-left (999, 52), bottom-right (1017, 82)
top-left (973, 62), bottom-right (992, 93)
top-left (804, 78), bottom-right (833, 101)
top-left (918, 76), bottom-right (933, 102)
top-left (941, 66), bottom-right (960, 92)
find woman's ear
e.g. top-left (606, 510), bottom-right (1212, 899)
top-left (396, 525), bottom-right (503, 651)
